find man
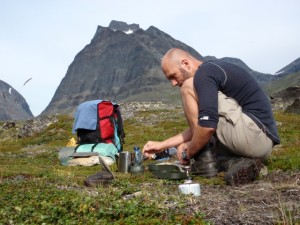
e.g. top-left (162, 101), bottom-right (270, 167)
top-left (143, 48), bottom-right (280, 185)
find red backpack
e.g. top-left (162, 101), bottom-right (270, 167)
top-left (73, 100), bottom-right (125, 152)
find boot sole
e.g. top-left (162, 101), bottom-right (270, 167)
top-left (224, 159), bottom-right (263, 186)
top-left (192, 169), bottom-right (218, 178)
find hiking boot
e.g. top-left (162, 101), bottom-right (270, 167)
top-left (224, 157), bottom-right (264, 186)
top-left (216, 154), bottom-right (236, 172)
top-left (191, 143), bottom-right (218, 178)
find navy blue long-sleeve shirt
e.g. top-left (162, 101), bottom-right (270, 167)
top-left (193, 60), bottom-right (280, 144)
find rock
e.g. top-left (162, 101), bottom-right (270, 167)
top-left (108, 20), bottom-right (140, 33)
top-left (84, 171), bottom-right (114, 187)
top-left (1, 121), bottom-right (16, 129)
top-left (285, 98), bottom-right (300, 114)
top-left (17, 115), bottom-right (58, 138)
top-left (271, 86), bottom-right (300, 112)
top-left (67, 156), bottom-right (100, 167)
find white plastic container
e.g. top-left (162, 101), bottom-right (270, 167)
top-left (178, 180), bottom-right (201, 196)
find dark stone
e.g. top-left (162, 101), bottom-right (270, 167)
top-left (285, 98), bottom-right (300, 114)
top-left (84, 171), bottom-right (114, 187)
top-left (108, 20), bottom-right (140, 33)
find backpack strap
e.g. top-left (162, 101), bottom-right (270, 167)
top-left (74, 144), bottom-right (80, 153)
top-left (114, 105), bottom-right (125, 143)
top-left (91, 143), bottom-right (99, 152)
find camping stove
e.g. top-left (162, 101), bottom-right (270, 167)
top-left (178, 166), bottom-right (201, 196)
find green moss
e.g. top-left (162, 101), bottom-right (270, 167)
top-left (267, 112), bottom-right (300, 171)
top-left (0, 110), bottom-right (298, 224)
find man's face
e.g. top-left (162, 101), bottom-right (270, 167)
top-left (164, 61), bottom-right (192, 87)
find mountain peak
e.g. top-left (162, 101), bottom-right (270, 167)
top-left (0, 80), bottom-right (33, 120)
top-left (108, 20), bottom-right (140, 34)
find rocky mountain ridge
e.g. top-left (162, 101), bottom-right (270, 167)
top-left (40, 20), bottom-right (203, 116)
top-left (275, 57), bottom-right (300, 76)
top-left (1, 20), bottom-right (299, 120)
top-left (41, 20), bottom-right (298, 116)
top-left (108, 20), bottom-right (140, 33)
top-left (0, 80), bottom-right (33, 121)
top-left (218, 57), bottom-right (285, 85)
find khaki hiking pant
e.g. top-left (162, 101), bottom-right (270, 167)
top-left (216, 92), bottom-right (273, 160)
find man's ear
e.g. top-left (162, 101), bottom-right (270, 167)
top-left (181, 59), bottom-right (190, 70)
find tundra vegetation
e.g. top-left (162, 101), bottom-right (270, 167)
top-left (0, 107), bottom-right (299, 224)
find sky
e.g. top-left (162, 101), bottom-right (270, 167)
top-left (1, 0), bottom-right (300, 116)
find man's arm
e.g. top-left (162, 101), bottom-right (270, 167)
top-left (142, 127), bottom-right (193, 155)
top-left (143, 77), bottom-right (198, 156)
top-left (185, 125), bottom-right (216, 159)
top-left (181, 78), bottom-right (198, 134)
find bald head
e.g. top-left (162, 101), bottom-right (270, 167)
top-left (161, 48), bottom-right (191, 73)
top-left (160, 48), bottom-right (203, 87)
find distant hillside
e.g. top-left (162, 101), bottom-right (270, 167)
top-left (263, 71), bottom-right (300, 113)
top-left (264, 71), bottom-right (300, 95)
top-left (219, 57), bottom-right (283, 86)
top-left (0, 80), bottom-right (33, 121)
top-left (275, 57), bottom-right (300, 76)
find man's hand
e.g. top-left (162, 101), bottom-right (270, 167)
top-left (142, 141), bottom-right (164, 158)
top-left (177, 142), bottom-right (190, 165)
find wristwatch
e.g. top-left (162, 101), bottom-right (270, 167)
top-left (182, 149), bottom-right (190, 160)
